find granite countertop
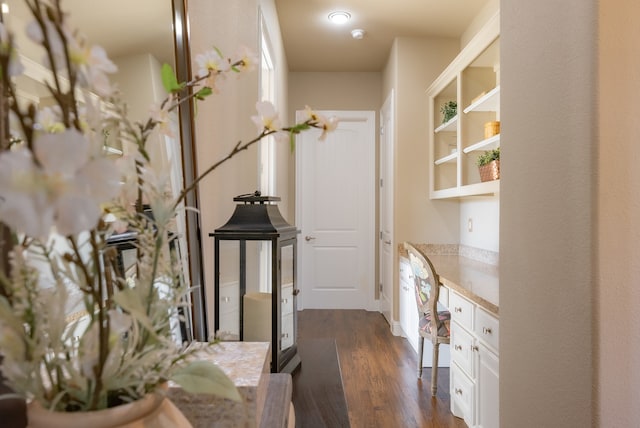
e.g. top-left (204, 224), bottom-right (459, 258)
top-left (399, 243), bottom-right (499, 316)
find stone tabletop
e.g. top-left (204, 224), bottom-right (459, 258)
top-left (399, 243), bottom-right (499, 316)
top-left (168, 341), bottom-right (271, 428)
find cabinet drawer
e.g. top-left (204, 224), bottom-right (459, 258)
top-left (474, 308), bottom-right (499, 353)
top-left (438, 286), bottom-right (449, 308)
top-left (451, 321), bottom-right (475, 378)
top-left (399, 259), bottom-right (413, 283)
top-left (450, 291), bottom-right (474, 330)
top-left (451, 363), bottom-right (475, 427)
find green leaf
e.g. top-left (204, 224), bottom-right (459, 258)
top-left (194, 87), bottom-right (213, 100)
top-left (289, 132), bottom-right (296, 153)
top-left (172, 361), bottom-right (242, 402)
top-left (161, 63), bottom-right (182, 93)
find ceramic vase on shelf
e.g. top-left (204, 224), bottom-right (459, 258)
top-left (27, 390), bottom-right (192, 428)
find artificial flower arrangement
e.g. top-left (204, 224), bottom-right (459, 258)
top-left (0, 0), bottom-right (337, 414)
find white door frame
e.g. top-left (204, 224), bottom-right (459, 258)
top-left (379, 91), bottom-right (399, 332)
top-left (295, 110), bottom-right (376, 311)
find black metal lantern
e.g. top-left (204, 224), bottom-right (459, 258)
top-left (210, 192), bottom-right (300, 373)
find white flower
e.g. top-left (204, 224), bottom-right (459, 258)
top-left (74, 44), bottom-right (118, 96)
top-left (0, 129), bottom-right (121, 238)
top-left (27, 17), bottom-right (116, 95)
top-left (303, 106), bottom-right (339, 141)
top-left (150, 98), bottom-right (176, 138)
top-left (232, 46), bottom-right (258, 72)
top-left (36, 107), bottom-right (65, 133)
top-left (195, 49), bottom-right (230, 90)
top-left (251, 101), bottom-right (281, 133)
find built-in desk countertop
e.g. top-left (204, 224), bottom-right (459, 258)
top-left (399, 244), bottom-right (499, 316)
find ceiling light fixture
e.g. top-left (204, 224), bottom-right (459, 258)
top-left (1, 3), bottom-right (9, 14)
top-left (328, 11), bottom-right (351, 25)
top-left (351, 29), bottom-right (365, 40)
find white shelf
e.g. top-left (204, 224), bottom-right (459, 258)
top-left (463, 134), bottom-right (500, 154)
top-left (463, 86), bottom-right (500, 114)
top-left (430, 179), bottom-right (500, 200)
top-left (428, 14), bottom-right (500, 200)
top-left (434, 151), bottom-right (458, 165)
top-left (435, 115), bottom-right (458, 133)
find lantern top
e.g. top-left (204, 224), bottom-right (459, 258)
top-left (233, 190), bottom-right (281, 204)
top-left (210, 191), bottom-right (297, 238)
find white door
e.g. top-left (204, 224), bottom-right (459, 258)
top-left (379, 91), bottom-right (394, 325)
top-left (296, 111), bottom-right (375, 310)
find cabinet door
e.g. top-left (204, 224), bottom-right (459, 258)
top-left (451, 362), bottom-right (475, 427)
top-left (399, 258), bottom-right (420, 353)
top-left (476, 343), bottom-right (499, 428)
top-left (451, 320), bottom-right (475, 378)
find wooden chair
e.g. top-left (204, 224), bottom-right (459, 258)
top-left (403, 242), bottom-right (451, 396)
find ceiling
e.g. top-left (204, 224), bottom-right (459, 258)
top-left (274, 0), bottom-right (492, 72)
top-left (5, 0), bottom-right (174, 65)
top-left (5, 0), bottom-right (490, 74)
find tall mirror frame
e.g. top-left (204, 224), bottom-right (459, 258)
top-left (0, 0), bottom-right (207, 341)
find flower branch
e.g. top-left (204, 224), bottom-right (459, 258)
top-left (0, 0), bottom-right (339, 413)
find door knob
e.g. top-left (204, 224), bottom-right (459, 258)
top-left (305, 236), bottom-right (316, 241)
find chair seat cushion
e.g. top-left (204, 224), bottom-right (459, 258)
top-left (419, 311), bottom-right (451, 337)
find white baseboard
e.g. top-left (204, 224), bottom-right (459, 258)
top-left (390, 320), bottom-right (404, 336)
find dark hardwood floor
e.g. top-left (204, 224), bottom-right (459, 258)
top-left (293, 309), bottom-right (467, 428)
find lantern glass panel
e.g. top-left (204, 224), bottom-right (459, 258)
top-left (217, 240), bottom-right (240, 339)
top-left (281, 243), bottom-right (294, 351)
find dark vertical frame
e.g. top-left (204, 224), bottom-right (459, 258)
top-left (171, 0), bottom-right (208, 341)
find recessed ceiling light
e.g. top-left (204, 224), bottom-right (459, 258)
top-left (328, 11), bottom-right (351, 25)
top-left (1, 3), bottom-right (9, 14)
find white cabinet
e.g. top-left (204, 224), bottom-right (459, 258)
top-left (399, 258), bottom-right (419, 353)
top-left (450, 290), bottom-right (499, 427)
top-left (427, 12), bottom-right (501, 199)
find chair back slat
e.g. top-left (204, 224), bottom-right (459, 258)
top-left (404, 242), bottom-right (443, 336)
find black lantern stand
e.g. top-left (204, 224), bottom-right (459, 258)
top-left (210, 192), bottom-right (300, 373)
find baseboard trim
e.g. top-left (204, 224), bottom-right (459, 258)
top-left (390, 320), bottom-right (404, 336)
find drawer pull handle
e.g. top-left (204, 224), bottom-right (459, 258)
top-left (282, 333), bottom-right (289, 338)
top-left (222, 297), bottom-right (231, 303)
top-left (282, 298), bottom-right (288, 304)
top-left (454, 307), bottom-right (462, 313)
top-left (472, 345), bottom-right (479, 352)
top-left (482, 327), bottom-right (493, 335)
top-left (454, 344), bottom-right (462, 351)
top-left (455, 388), bottom-right (463, 395)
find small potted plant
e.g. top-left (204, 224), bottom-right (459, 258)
top-left (477, 147), bottom-right (500, 182)
top-left (440, 101), bottom-right (457, 124)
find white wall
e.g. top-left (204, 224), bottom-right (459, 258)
top-left (459, 196), bottom-right (499, 252)
top-left (112, 54), bottom-right (168, 165)
top-left (500, 0), bottom-right (596, 425)
top-left (188, 0), bottom-right (290, 335)
top-left (382, 37), bottom-right (461, 322)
